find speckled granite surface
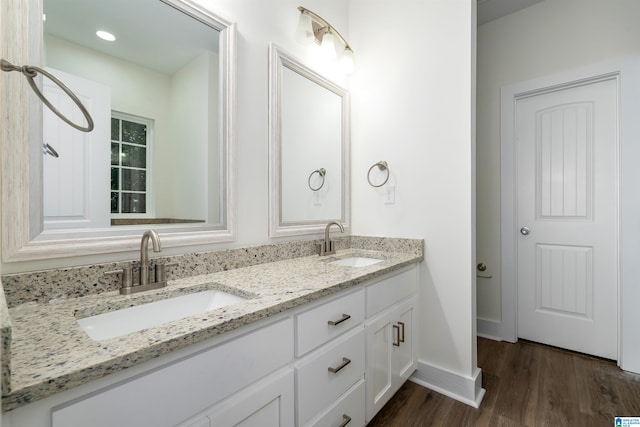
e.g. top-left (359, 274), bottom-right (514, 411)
top-left (1, 236), bottom-right (356, 308)
top-left (1, 237), bottom-right (423, 412)
top-left (0, 279), bottom-right (11, 402)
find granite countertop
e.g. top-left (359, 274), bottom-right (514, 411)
top-left (2, 248), bottom-right (422, 412)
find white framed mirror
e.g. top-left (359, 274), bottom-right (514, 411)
top-left (268, 45), bottom-right (350, 237)
top-left (1, 0), bottom-right (236, 262)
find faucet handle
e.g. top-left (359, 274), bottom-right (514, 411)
top-left (104, 265), bottom-right (133, 289)
top-left (155, 262), bottom-right (178, 283)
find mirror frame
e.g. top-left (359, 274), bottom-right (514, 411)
top-left (0, 0), bottom-right (236, 262)
top-left (268, 44), bottom-right (350, 238)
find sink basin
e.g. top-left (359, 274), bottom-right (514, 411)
top-left (328, 256), bottom-right (383, 267)
top-left (77, 290), bottom-right (246, 341)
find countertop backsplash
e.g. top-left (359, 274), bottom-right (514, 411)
top-left (1, 236), bottom-right (422, 308)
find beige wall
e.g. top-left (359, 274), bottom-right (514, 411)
top-left (476, 0), bottom-right (640, 324)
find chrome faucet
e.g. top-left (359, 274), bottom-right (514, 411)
top-left (139, 229), bottom-right (162, 286)
top-left (105, 230), bottom-right (177, 295)
top-left (317, 221), bottom-right (344, 256)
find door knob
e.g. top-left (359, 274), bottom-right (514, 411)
top-left (520, 226), bottom-right (531, 235)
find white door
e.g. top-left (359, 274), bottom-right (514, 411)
top-left (516, 77), bottom-right (618, 360)
top-left (43, 67), bottom-right (111, 229)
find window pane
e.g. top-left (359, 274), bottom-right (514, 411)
top-left (121, 145), bottom-right (146, 168)
top-left (121, 193), bottom-right (146, 213)
top-left (111, 143), bottom-right (120, 166)
top-left (122, 169), bottom-right (146, 191)
top-left (111, 118), bottom-right (120, 141)
top-left (111, 192), bottom-right (119, 213)
top-left (122, 120), bottom-right (147, 145)
top-left (111, 167), bottom-right (119, 190)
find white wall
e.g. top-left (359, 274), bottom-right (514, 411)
top-left (45, 35), bottom-right (173, 167)
top-left (476, 0), bottom-right (640, 325)
top-left (350, 0), bottom-right (480, 404)
top-left (161, 51), bottom-right (218, 222)
top-left (191, 0), bottom-right (350, 246)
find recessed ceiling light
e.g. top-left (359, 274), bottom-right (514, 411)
top-left (96, 30), bottom-right (116, 42)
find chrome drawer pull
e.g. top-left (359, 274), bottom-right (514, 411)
top-left (339, 414), bottom-right (352, 427)
top-left (398, 321), bottom-right (405, 343)
top-left (393, 324), bottom-right (400, 347)
top-left (328, 313), bottom-right (351, 326)
top-left (328, 357), bottom-right (351, 373)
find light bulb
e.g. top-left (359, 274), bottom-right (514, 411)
top-left (319, 31), bottom-right (336, 61)
top-left (295, 13), bottom-right (314, 46)
top-left (96, 30), bottom-right (116, 42)
top-left (340, 48), bottom-right (355, 74)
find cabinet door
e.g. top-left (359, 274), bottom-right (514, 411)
top-left (365, 308), bottom-right (395, 421)
top-left (365, 296), bottom-right (417, 422)
top-left (207, 368), bottom-right (294, 427)
top-left (392, 297), bottom-right (418, 386)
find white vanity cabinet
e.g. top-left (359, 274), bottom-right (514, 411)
top-left (364, 267), bottom-right (418, 422)
top-left (3, 263), bottom-right (420, 427)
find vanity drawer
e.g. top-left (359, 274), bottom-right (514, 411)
top-left (366, 267), bottom-right (417, 317)
top-left (304, 379), bottom-right (365, 427)
top-left (296, 289), bottom-right (364, 356)
top-left (296, 327), bottom-right (365, 426)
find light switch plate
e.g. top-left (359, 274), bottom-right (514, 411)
top-left (384, 186), bottom-right (395, 204)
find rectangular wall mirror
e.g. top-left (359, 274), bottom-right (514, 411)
top-left (268, 45), bottom-right (350, 237)
top-left (0, 0), bottom-right (236, 262)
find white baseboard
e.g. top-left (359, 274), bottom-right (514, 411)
top-left (477, 318), bottom-right (502, 341)
top-left (409, 361), bottom-right (485, 408)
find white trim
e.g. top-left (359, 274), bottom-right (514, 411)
top-left (477, 318), bottom-right (502, 341)
top-left (410, 361), bottom-right (485, 408)
top-left (500, 58), bottom-right (636, 367)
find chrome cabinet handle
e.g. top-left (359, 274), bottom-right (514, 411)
top-left (520, 226), bottom-right (531, 235)
top-left (339, 414), bottom-right (352, 427)
top-left (328, 313), bottom-right (351, 326)
top-left (328, 357), bottom-right (351, 373)
top-left (393, 324), bottom-right (400, 347)
top-left (398, 321), bottom-right (405, 343)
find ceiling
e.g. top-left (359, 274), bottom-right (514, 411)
top-left (477, 0), bottom-right (545, 25)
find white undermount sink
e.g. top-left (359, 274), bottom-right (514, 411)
top-left (77, 290), bottom-right (246, 341)
top-left (328, 256), bottom-right (384, 267)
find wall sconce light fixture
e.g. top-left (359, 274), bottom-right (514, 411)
top-left (295, 6), bottom-right (354, 74)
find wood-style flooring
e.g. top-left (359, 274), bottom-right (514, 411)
top-left (368, 338), bottom-right (640, 426)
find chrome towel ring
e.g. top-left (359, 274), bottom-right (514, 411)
top-left (43, 143), bottom-right (59, 158)
top-left (308, 168), bottom-right (326, 191)
top-left (367, 161), bottom-right (390, 187)
top-left (1, 59), bottom-right (94, 132)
